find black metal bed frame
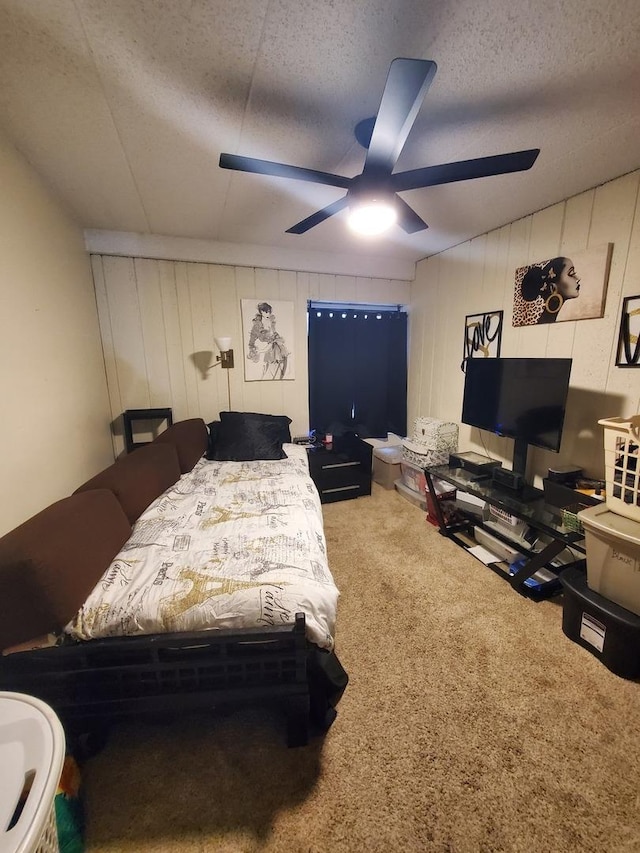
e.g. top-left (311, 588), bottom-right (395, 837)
top-left (0, 613), bottom-right (343, 749)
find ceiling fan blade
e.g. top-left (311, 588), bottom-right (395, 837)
top-left (391, 149), bottom-right (540, 193)
top-left (395, 196), bottom-right (428, 233)
top-left (219, 153), bottom-right (352, 190)
top-left (363, 58), bottom-right (437, 176)
top-left (286, 196), bottom-right (350, 234)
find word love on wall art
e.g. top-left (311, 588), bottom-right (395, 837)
top-left (461, 310), bottom-right (503, 372)
top-left (615, 294), bottom-right (640, 368)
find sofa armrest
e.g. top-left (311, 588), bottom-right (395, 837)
top-left (0, 490), bottom-right (131, 651)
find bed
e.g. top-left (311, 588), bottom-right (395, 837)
top-left (0, 416), bottom-right (348, 748)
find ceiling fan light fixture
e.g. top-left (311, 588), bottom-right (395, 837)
top-left (347, 199), bottom-right (397, 236)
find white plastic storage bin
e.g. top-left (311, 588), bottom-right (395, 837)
top-left (0, 692), bottom-right (65, 853)
top-left (578, 503), bottom-right (640, 616)
top-left (372, 446), bottom-right (403, 490)
top-left (395, 479), bottom-right (427, 510)
top-left (400, 459), bottom-right (427, 494)
top-left (598, 415), bottom-right (640, 522)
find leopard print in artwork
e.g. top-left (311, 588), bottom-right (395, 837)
top-left (512, 262), bottom-right (547, 327)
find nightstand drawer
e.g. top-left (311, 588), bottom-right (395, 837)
top-left (318, 481), bottom-right (369, 503)
top-left (315, 466), bottom-right (371, 497)
top-left (314, 459), bottom-right (360, 473)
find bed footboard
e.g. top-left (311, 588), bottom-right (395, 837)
top-left (0, 613), bottom-right (342, 748)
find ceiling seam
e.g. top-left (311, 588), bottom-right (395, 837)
top-left (217, 0), bottom-right (275, 219)
top-left (71, 0), bottom-right (152, 232)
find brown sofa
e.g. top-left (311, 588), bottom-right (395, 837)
top-left (0, 418), bottom-right (207, 651)
top-left (0, 417), bottom-right (346, 747)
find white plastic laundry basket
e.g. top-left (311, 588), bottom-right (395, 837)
top-left (0, 692), bottom-right (65, 853)
top-left (599, 416), bottom-right (640, 523)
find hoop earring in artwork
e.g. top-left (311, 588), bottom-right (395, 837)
top-left (544, 290), bottom-right (564, 314)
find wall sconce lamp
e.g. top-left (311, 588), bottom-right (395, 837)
top-left (214, 337), bottom-right (234, 369)
top-left (213, 337), bottom-right (233, 411)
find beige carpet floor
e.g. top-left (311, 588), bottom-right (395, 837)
top-left (82, 484), bottom-right (640, 853)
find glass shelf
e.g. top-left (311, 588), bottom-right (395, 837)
top-left (427, 464), bottom-right (586, 553)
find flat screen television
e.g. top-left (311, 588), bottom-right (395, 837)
top-left (461, 357), bottom-right (572, 478)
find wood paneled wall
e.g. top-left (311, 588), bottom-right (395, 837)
top-left (91, 255), bottom-right (410, 456)
top-left (409, 170), bottom-right (640, 484)
top-left (92, 170), bottom-right (639, 474)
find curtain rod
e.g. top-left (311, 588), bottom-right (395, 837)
top-left (308, 300), bottom-right (406, 312)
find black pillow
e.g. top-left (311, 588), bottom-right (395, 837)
top-left (205, 420), bottom-right (221, 460)
top-left (220, 411), bottom-right (292, 444)
top-left (211, 417), bottom-right (287, 462)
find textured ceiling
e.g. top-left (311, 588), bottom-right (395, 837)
top-left (1, 0), bottom-right (639, 273)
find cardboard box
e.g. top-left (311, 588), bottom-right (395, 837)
top-left (402, 439), bottom-right (450, 468)
top-left (425, 484), bottom-right (457, 527)
top-left (402, 417), bottom-right (459, 469)
top-left (411, 417), bottom-right (459, 449)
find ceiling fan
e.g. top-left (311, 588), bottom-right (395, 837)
top-left (219, 58), bottom-right (540, 236)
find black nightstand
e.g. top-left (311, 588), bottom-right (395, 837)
top-left (307, 435), bottom-right (373, 503)
top-left (123, 407), bottom-right (173, 453)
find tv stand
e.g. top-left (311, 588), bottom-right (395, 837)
top-left (425, 463), bottom-right (587, 599)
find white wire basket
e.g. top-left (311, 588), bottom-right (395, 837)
top-left (599, 416), bottom-right (640, 523)
top-left (0, 692), bottom-right (65, 853)
top-left (32, 808), bottom-right (58, 853)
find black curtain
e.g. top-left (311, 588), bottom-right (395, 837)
top-left (308, 306), bottom-right (407, 439)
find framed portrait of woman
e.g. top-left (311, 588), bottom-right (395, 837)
top-left (241, 299), bottom-right (295, 381)
top-left (512, 243), bottom-right (613, 327)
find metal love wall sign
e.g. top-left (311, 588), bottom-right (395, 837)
top-left (461, 310), bottom-right (503, 372)
top-left (616, 294), bottom-right (640, 368)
